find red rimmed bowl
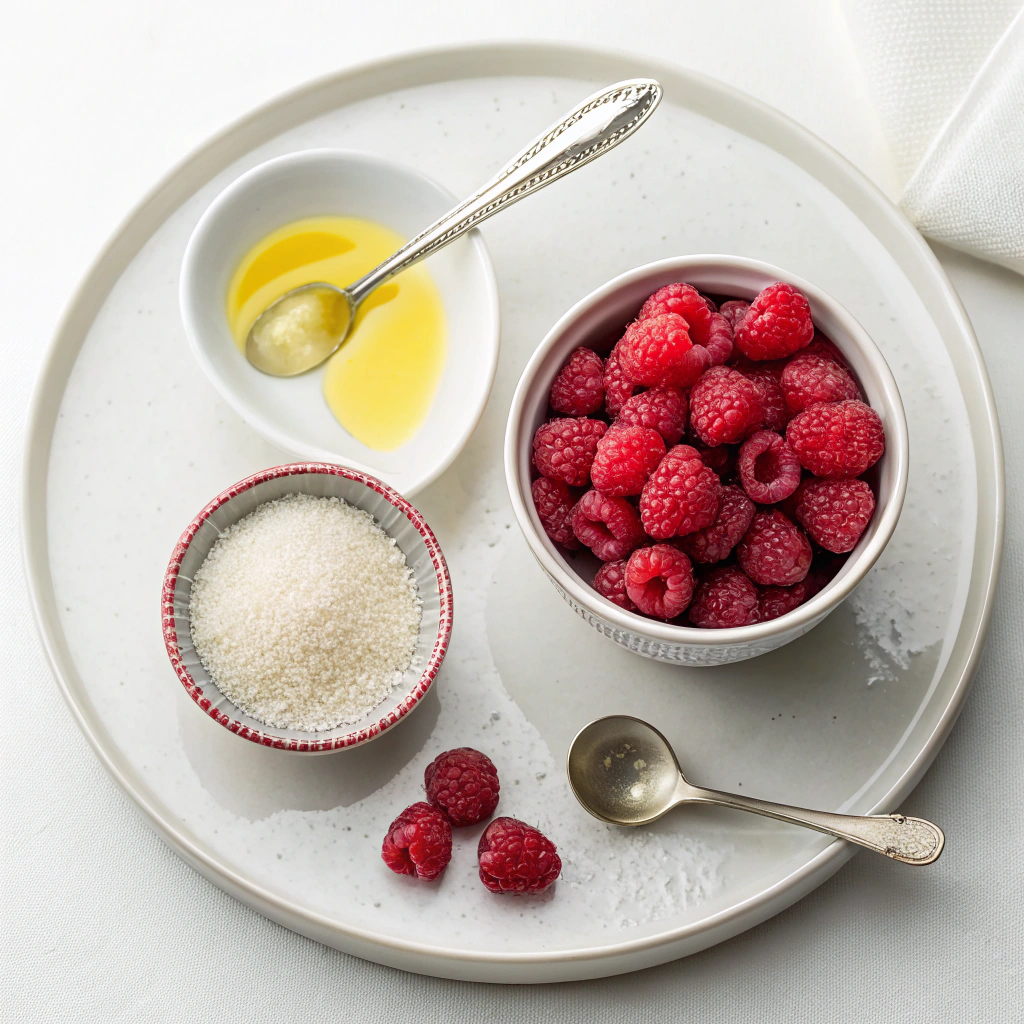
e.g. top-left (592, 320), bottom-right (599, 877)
top-left (161, 462), bottom-right (453, 753)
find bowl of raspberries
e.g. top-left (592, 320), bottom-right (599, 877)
top-left (504, 256), bottom-right (908, 665)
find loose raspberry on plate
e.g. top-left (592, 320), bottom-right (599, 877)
top-left (625, 544), bottom-right (695, 620)
top-left (719, 299), bottom-right (750, 333)
top-left (640, 444), bottom-right (722, 539)
top-left (531, 477), bottom-right (579, 550)
top-left (794, 477), bottom-right (876, 553)
top-left (381, 802), bottom-right (452, 881)
top-left (678, 483), bottom-right (755, 564)
top-left (478, 817), bottom-right (561, 894)
top-left (533, 417), bottom-right (607, 487)
top-left (688, 566), bottom-right (759, 628)
top-left (786, 400), bottom-right (885, 478)
top-left (592, 559), bottom-right (637, 610)
top-left (740, 364), bottom-right (790, 432)
top-left (737, 509), bottom-right (813, 586)
top-left (737, 430), bottom-right (802, 503)
top-left (757, 581), bottom-right (809, 622)
top-left (780, 351), bottom-right (860, 415)
top-left (603, 340), bottom-right (636, 416)
top-left (548, 346), bottom-right (605, 416)
top-left (734, 282), bottom-right (814, 360)
top-left (689, 366), bottom-right (764, 446)
top-left (619, 313), bottom-right (704, 387)
top-left (424, 747), bottom-right (500, 827)
top-left (570, 489), bottom-right (646, 561)
top-left (590, 425), bottom-right (666, 497)
top-left (616, 386), bottom-right (689, 446)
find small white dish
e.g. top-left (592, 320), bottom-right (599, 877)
top-left (161, 462), bottom-right (453, 753)
top-left (505, 255), bottom-right (909, 667)
top-left (180, 150), bottom-right (500, 496)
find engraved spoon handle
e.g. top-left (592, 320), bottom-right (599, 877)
top-left (685, 786), bottom-right (945, 865)
top-left (347, 79), bottom-right (662, 306)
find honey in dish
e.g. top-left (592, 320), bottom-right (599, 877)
top-left (226, 216), bottom-right (446, 451)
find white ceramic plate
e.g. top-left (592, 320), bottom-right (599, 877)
top-left (22, 44), bottom-right (1002, 983)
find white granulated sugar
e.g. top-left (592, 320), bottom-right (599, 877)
top-left (189, 493), bottom-right (421, 731)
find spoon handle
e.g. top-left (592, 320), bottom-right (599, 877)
top-left (346, 79), bottom-right (662, 306)
top-left (687, 786), bottom-right (944, 865)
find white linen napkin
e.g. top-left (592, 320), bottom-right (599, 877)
top-left (842, 0), bottom-right (1024, 275)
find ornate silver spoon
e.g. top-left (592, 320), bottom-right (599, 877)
top-left (567, 715), bottom-right (944, 865)
top-left (245, 79), bottom-right (662, 376)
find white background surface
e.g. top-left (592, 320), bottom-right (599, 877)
top-left (2, 1), bottom-right (1022, 1020)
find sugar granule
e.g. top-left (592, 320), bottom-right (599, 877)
top-left (189, 493), bottom-right (421, 731)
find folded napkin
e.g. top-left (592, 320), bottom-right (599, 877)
top-left (842, 0), bottom-right (1024, 275)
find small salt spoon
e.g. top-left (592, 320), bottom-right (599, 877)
top-left (567, 715), bottom-right (944, 865)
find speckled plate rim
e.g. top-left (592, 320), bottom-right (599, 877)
top-left (161, 462), bottom-right (454, 753)
top-left (20, 42), bottom-right (1003, 983)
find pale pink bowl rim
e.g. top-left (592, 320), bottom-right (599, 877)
top-left (161, 461), bottom-right (453, 753)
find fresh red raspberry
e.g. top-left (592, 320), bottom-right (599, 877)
top-left (702, 312), bottom-right (735, 366)
top-left (640, 444), bottom-right (722, 539)
top-left (478, 817), bottom-right (561, 894)
top-left (570, 489), bottom-right (646, 561)
top-left (689, 366), bottom-right (764, 446)
top-left (603, 340), bottom-right (636, 416)
top-left (532, 417), bottom-right (607, 487)
top-left (757, 582), bottom-right (809, 622)
top-left (734, 282), bottom-right (814, 360)
top-left (625, 544), bottom-right (695, 620)
top-left (424, 747), bottom-right (500, 827)
top-left (781, 352), bottom-right (860, 415)
top-left (531, 477), bottom-right (579, 550)
top-left (737, 430), bottom-right (802, 503)
top-left (737, 510), bottom-right (813, 586)
top-left (590, 425), bottom-right (666, 497)
top-left (688, 566), bottom-right (759, 628)
top-left (719, 299), bottom-right (750, 332)
top-left (740, 364), bottom-right (790, 432)
top-left (548, 346), bottom-right (605, 416)
top-left (678, 484), bottom-right (755, 563)
top-left (381, 802), bottom-right (452, 881)
top-left (616, 386), bottom-right (688, 446)
top-left (619, 313), bottom-right (703, 387)
top-left (695, 443), bottom-right (737, 479)
top-left (638, 282), bottom-right (710, 326)
top-left (592, 559), bottom-right (637, 611)
top-left (794, 477), bottom-right (876, 553)
top-left (786, 400), bottom-right (885, 478)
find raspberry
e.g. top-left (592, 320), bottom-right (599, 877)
top-left (695, 443), bottom-right (737, 479)
top-left (737, 510), bottom-right (813, 586)
top-left (757, 582), bottom-right (809, 622)
top-left (689, 366), bottom-right (764, 446)
top-left (740, 364), bottom-right (790, 432)
top-left (478, 817), bottom-right (561, 894)
top-left (590, 425), bottom-right (666, 497)
top-left (781, 352), bottom-right (860, 415)
top-left (424, 747), bottom-right (500, 826)
top-left (678, 484), bottom-right (755, 563)
top-left (640, 444), bottom-right (722, 539)
top-left (381, 802), bottom-right (452, 880)
top-left (619, 313), bottom-right (703, 387)
top-left (688, 566), bottom-right (759, 628)
top-left (616, 386), bottom-right (688, 446)
top-left (786, 400), bottom-right (885, 478)
top-left (592, 559), bottom-right (637, 611)
top-left (625, 544), bottom-right (695, 620)
top-left (794, 477), bottom-right (876, 553)
top-left (734, 282), bottom-right (814, 360)
top-left (531, 477), bottom-right (579, 550)
top-left (533, 417), bottom-right (607, 487)
top-left (570, 489), bottom-right (646, 561)
top-left (737, 430), bottom-right (802, 503)
top-left (548, 346), bottom-right (605, 416)
top-left (719, 299), bottom-right (750, 332)
top-left (638, 282), bottom-right (710, 327)
top-left (603, 340), bottom-right (636, 416)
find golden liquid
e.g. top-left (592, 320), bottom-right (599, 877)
top-left (226, 216), bottom-right (446, 451)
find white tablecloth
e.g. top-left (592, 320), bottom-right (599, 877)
top-left (3, 2), bottom-right (1022, 1019)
